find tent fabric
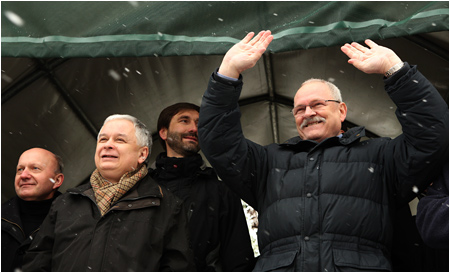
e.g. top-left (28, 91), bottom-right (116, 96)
top-left (1, 2), bottom-right (448, 202)
top-left (1, 1), bottom-right (449, 57)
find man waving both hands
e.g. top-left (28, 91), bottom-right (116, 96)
top-left (198, 30), bottom-right (448, 271)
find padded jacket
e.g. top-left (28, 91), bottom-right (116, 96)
top-left (22, 174), bottom-right (195, 272)
top-left (198, 64), bottom-right (448, 271)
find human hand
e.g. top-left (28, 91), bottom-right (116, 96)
top-left (218, 30), bottom-right (274, 78)
top-left (341, 39), bottom-right (402, 75)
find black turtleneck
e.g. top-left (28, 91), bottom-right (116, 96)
top-left (153, 153), bottom-right (203, 202)
top-left (18, 197), bottom-right (55, 236)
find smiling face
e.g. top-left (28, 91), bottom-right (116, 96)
top-left (15, 148), bottom-right (64, 201)
top-left (95, 119), bottom-right (149, 183)
top-left (293, 82), bottom-right (347, 143)
top-left (159, 109), bottom-right (200, 158)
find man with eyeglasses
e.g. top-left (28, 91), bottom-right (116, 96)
top-left (198, 30), bottom-right (448, 271)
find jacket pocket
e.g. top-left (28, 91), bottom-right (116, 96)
top-left (332, 247), bottom-right (391, 271)
top-left (253, 249), bottom-right (298, 272)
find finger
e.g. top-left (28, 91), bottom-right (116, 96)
top-left (262, 34), bottom-right (274, 48)
top-left (341, 43), bottom-right (359, 58)
top-left (364, 39), bottom-right (378, 49)
top-left (254, 31), bottom-right (273, 49)
top-left (249, 30), bottom-right (265, 46)
top-left (241, 32), bottom-right (255, 44)
top-left (351, 42), bottom-right (369, 53)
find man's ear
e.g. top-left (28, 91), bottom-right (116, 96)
top-left (138, 146), bottom-right (149, 164)
top-left (339, 102), bottom-right (347, 122)
top-left (53, 173), bottom-right (64, 189)
top-left (159, 128), bottom-right (168, 141)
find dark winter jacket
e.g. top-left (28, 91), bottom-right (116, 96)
top-left (416, 159), bottom-right (449, 249)
top-left (150, 153), bottom-right (256, 271)
top-left (22, 174), bottom-right (195, 272)
top-left (198, 64), bottom-right (448, 271)
top-left (1, 192), bottom-right (60, 272)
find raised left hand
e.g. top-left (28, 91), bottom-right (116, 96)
top-left (341, 39), bottom-right (402, 75)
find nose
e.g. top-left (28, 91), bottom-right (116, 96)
top-left (20, 168), bottom-right (31, 179)
top-left (103, 139), bottom-right (115, 149)
top-left (303, 105), bottom-right (316, 117)
top-left (189, 122), bottom-right (198, 133)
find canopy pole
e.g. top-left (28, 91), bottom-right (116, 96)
top-left (37, 59), bottom-right (99, 138)
top-left (263, 53), bottom-right (280, 144)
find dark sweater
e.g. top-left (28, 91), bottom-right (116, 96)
top-left (2, 192), bottom-right (60, 272)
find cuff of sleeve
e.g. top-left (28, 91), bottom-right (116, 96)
top-left (384, 62), bottom-right (410, 84)
top-left (213, 68), bottom-right (243, 86)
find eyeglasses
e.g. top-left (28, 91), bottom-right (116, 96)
top-left (291, 99), bottom-right (340, 117)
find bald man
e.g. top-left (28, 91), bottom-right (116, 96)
top-left (2, 148), bottom-right (64, 272)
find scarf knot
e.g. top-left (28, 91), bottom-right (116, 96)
top-left (91, 164), bottom-right (148, 216)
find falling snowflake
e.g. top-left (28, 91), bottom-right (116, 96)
top-left (4, 10), bottom-right (25, 26)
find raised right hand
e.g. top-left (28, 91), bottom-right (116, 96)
top-left (218, 30), bottom-right (274, 79)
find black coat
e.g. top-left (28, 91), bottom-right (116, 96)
top-left (22, 174), bottom-right (195, 272)
top-left (198, 64), bottom-right (448, 271)
top-left (2, 192), bottom-right (60, 272)
top-left (150, 153), bottom-right (256, 271)
top-left (416, 159), bottom-right (449, 249)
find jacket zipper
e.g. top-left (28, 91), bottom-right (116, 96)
top-left (2, 218), bottom-right (26, 239)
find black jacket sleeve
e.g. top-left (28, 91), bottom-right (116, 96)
top-left (383, 63), bottom-right (449, 204)
top-left (198, 71), bottom-right (269, 209)
top-left (416, 161), bottom-right (449, 249)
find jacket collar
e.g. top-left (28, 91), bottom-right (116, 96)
top-left (2, 196), bottom-right (22, 226)
top-left (280, 126), bottom-right (365, 148)
top-left (152, 152), bottom-right (207, 179)
top-left (1, 192), bottom-right (62, 224)
top-left (68, 174), bottom-right (163, 200)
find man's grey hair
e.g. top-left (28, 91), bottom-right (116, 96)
top-left (101, 114), bottom-right (152, 151)
top-left (301, 78), bottom-right (343, 102)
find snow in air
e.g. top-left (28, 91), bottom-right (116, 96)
top-left (128, 1), bottom-right (139, 7)
top-left (2, 73), bottom-right (12, 83)
top-left (108, 69), bottom-right (121, 81)
top-left (4, 10), bottom-right (24, 26)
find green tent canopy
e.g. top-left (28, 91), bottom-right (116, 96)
top-left (1, 1), bottom-right (448, 201)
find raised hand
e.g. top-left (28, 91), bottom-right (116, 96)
top-left (218, 30), bottom-right (274, 79)
top-left (341, 39), bottom-right (402, 75)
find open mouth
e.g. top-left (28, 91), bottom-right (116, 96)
top-left (304, 121), bottom-right (323, 128)
top-left (102, 155), bottom-right (118, 159)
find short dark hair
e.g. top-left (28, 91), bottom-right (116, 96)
top-left (157, 102), bottom-right (200, 150)
top-left (53, 153), bottom-right (64, 174)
